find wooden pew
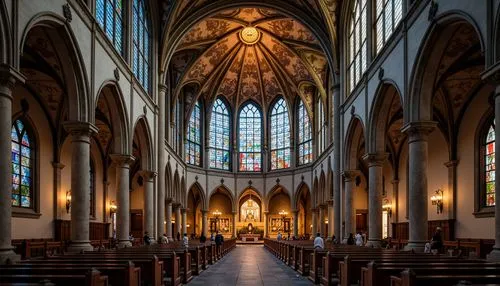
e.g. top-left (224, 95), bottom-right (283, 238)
top-left (0, 268), bottom-right (108, 286)
top-left (390, 268), bottom-right (500, 286)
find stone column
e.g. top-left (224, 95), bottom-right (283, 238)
top-left (111, 154), bottom-right (135, 248)
top-left (232, 212), bottom-right (237, 238)
top-left (489, 84), bottom-right (500, 260)
top-left (157, 84), bottom-right (167, 238)
top-left (52, 162), bottom-right (65, 219)
top-left (263, 211), bottom-right (269, 238)
top-left (64, 121), bottom-right (98, 252)
top-left (343, 170), bottom-right (357, 242)
top-left (141, 171), bottom-right (156, 240)
top-left (0, 66), bottom-right (24, 264)
top-left (327, 200), bottom-right (334, 239)
top-left (444, 160), bottom-right (458, 219)
top-left (319, 206), bottom-right (325, 237)
top-left (311, 208), bottom-right (318, 236)
top-left (391, 180), bottom-right (400, 223)
top-left (175, 205), bottom-right (182, 239)
top-left (332, 84), bottom-right (341, 240)
top-left (362, 153), bottom-right (388, 248)
top-left (165, 199), bottom-right (173, 239)
top-left (292, 210), bottom-right (299, 238)
top-left (402, 122), bottom-right (436, 251)
top-left (181, 208), bottom-right (187, 235)
top-left (202, 210), bottom-right (208, 237)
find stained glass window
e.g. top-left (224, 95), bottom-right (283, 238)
top-left (348, 0), bottom-right (368, 93)
top-left (96, 0), bottom-right (124, 55)
top-left (185, 101), bottom-right (202, 166)
top-left (485, 121), bottom-right (496, 207)
top-left (317, 99), bottom-right (326, 155)
top-left (239, 103), bottom-right (262, 172)
top-left (375, 0), bottom-right (403, 53)
top-left (209, 98), bottom-right (231, 170)
top-left (270, 98), bottom-right (290, 170)
top-left (11, 119), bottom-right (34, 208)
top-left (90, 159), bottom-right (95, 217)
top-left (132, 0), bottom-right (151, 93)
top-left (298, 99), bottom-right (313, 165)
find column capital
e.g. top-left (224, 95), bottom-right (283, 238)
top-left (181, 208), bottom-right (188, 214)
top-left (110, 154), bottom-right (135, 166)
top-left (362, 153), bottom-right (388, 167)
top-left (326, 199), bottom-right (334, 206)
top-left (342, 169), bottom-right (360, 181)
top-left (444, 160), bottom-right (459, 168)
top-left (0, 64), bottom-right (25, 91)
top-left (401, 121), bottom-right (437, 142)
top-left (158, 83), bottom-right (168, 93)
top-left (139, 170), bottom-right (157, 181)
top-left (201, 209), bottom-right (209, 214)
top-left (63, 121), bottom-right (98, 136)
top-left (166, 198), bottom-right (173, 204)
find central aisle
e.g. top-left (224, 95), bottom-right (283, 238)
top-left (187, 245), bottom-right (313, 286)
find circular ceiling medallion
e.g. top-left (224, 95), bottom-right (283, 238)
top-left (240, 27), bottom-right (260, 45)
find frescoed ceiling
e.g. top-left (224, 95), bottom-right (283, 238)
top-left (170, 7), bottom-right (329, 121)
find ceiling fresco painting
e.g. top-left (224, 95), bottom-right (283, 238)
top-left (171, 7), bottom-right (329, 120)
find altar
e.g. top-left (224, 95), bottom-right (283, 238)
top-left (240, 233), bottom-right (260, 242)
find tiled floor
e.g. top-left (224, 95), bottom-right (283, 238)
top-left (187, 245), bottom-right (313, 286)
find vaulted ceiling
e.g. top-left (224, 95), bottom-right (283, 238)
top-left (170, 7), bottom-right (329, 121)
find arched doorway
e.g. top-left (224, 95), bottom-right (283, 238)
top-left (267, 186), bottom-right (292, 238)
top-left (237, 188), bottom-right (264, 238)
top-left (187, 182), bottom-right (205, 236)
top-left (208, 187), bottom-right (234, 238)
top-left (295, 183), bottom-right (312, 239)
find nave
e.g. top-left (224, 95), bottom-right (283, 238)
top-left (188, 245), bottom-right (312, 286)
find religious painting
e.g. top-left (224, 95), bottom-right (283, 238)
top-left (240, 197), bottom-right (260, 222)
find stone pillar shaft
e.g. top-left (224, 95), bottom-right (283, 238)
top-left (166, 200), bottom-right (173, 239)
top-left (232, 213), bottom-right (237, 238)
top-left (327, 201), bottom-right (334, 239)
top-left (157, 84), bottom-right (167, 238)
top-left (141, 171), bottom-right (156, 239)
top-left (202, 210), bottom-right (208, 237)
top-left (293, 211), bottom-right (299, 238)
top-left (111, 154), bottom-right (135, 248)
top-left (264, 212), bottom-right (269, 238)
top-left (332, 84), bottom-right (341, 239)
top-left (181, 209), bottom-right (187, 235)
top-left (311, 209), bottom-right (318, 236)
top-left (402, 122), bottom-right (436, 251)
top-left (319, 206), bottom-right (325, 237)
top-left (363, 153), bottom-right (388, 248)
top-left (175, 206), bottom-right (181, 239)
top-left (343, 170), bottom-right (357, 240)
top-left (0, 67), bottom-right (24, 264)
top-left (65, 122), bottom-right (98, 252)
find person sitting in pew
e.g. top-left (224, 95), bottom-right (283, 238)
top-left (314, 232), bottom-right (324, 249)
top-left (143, 231), bottom-right (152, 245)
top-left (200, 233), bottom-right (207, 243)
top-left (159, 233), bottom-right (169, 244)
top-left (430, 227), bottom-right (443, 254)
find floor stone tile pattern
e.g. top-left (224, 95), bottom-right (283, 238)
top-left (187, 245), bottom-right (313, 286)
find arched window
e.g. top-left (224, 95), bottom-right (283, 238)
top-left (11, 119), bottom-right (35, 209)
top-left (483, 120), bottom-right (496, 207)
top-left (270, 98), bottom-right (290, 170)
top-left (185, 101), bottom-right (202, 166)
top-left (347, 0), bottom-right (368, 93)
top-left (90, 159), bottom-right (96, 217)
top-left (96, 0), bottom-right (124, 55)
top-left (132, 0), bottom-right (151, 93)
top-left (297, 99), bottom-right (313, 165)
top-left (317, 99), bottom-right (326, 155)
top-left (375, 0), bottom-right (403, 53)
top-left (239, 103), bottom-right (262, 172)
top-left (209, 98), bottom-right (231, 170)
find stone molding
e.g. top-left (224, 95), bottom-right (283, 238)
top-left (401, 121), bottom-right (437, 143)
top-left (362, 153), bottom-right (388, 167)
top-left (110, 154), bottom-right (135, 166)
top-left (139, 170), bottom-right (157, 181)
top-left (342, 169), bottom-right (360, 182)
top-left (63, 121), bottom-right (98, 137)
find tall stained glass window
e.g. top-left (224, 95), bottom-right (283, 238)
top-left (90, 159), bottom-right (95, 217)
top-left (375, 0), bottom-right (403, 53)
top-left (485, 121), bottom-right (496, 207)
top-left (348, 0), bottom-right (368, 93)
top-left (239, 103), bottom-right (262, 172)
top-left (298, 99), bottom-right (313, 165)
top-left (270, 98), bottom-right (290, 170)
top-left (11, 119), bottom-right (34, 208)
top-left (209, 98), bottom-right (231, 170)
top-left (96, 0), bottom-right (124, 55)
top-left (186, 101), bottom-right (202, 166)
top-left (132, 0), bottom-right (151, 93)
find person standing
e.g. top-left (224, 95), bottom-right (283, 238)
top-left (277, 232), bottom-right (282, 241)
top-left (313, 232), bottom-right (324, 249)
top-left (355, 232), bottom-right (363, 246)
top-left (183, 233), bottom-right (189, 248)
top-left (347, 233), bottom-right (356, 245)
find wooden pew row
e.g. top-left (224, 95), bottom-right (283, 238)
top-left (0, 268), bottom-right (108, 286)
top-left (390, 268), bottom-right (500, 286)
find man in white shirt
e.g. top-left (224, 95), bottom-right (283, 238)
top-left (183, 233), bottom-right (189, 248)
top-left (313, 232), bottom-right (324, 249)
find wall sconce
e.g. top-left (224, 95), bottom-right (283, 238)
top-left (109, 200), bottom-right (117, 216)
top-left (279, 210), bottom-right (288, 219)
top-left (66, 190), bottom-right (72, 213)
top-left (431, 189), bottom-right (444, 214)
top-left (382, 199), bottom-right (392, 218)
top-left (325, 219), bottom-right (329, 224)
top-left (212, 210), bottom-right (222, 219)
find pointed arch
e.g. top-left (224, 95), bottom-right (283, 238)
top-left (238, 187), bottom-right (263, 222)
top-left (313, 176), bottom-right (319, 207)
top-left (319, 170), bottom-right (326, 204)
top-left (173, 170), bottom-right (180, 204)
top-left (209, 96), bottom-right (231, 170)
top-left (238, 100), bottom-right (263, 172)
top-left (269, 96), bottom-right (291, 170)
top-left (294, 182), bottom-right (311, 210)
top-left (344, 116), bottom-right (366, 170)
top-left (188, 181), bottom-right (207, 210)
top-left (165, 162), bottom-right (173, 199)
top-left (132, 116), bottom-right (153, 171)
top-left (209, 185), bottom-right (235, 212)
top-left (0, 0), bottom-right (12, 65)
top-left (21, 13), bottom-right (90, 122)
top-left (266, 184), bottom-right (291, 210)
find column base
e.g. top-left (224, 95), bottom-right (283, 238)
top-left (117, 240), bottom-right (132, 248)
top-left (66, 241), bottom-right (94, 253)
top-left (487, 248), bottom-right (500, 262)
top-left (0, 248), bottom-right (20, 264)
top-left (366, 239), bottom-right (382, 248)
top-left (404, 241), bottom-right (427, 252)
